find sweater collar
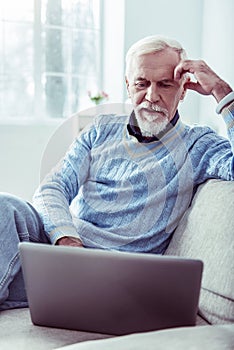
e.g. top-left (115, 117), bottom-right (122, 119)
top-left (127, 110), bottom-right (180, 143)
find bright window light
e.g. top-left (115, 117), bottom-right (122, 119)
top-left (0, 0), bottom-right (102, 121)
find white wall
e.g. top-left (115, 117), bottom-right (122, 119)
top-left (124, 0), bottom-right (204, 56)
top-left (0, 123), bottom-right (57, 201)
top-left (200, 0), bottom-right (234, 135)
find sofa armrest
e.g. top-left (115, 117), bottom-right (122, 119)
top-left (165, 179), bottom-right (234, 324)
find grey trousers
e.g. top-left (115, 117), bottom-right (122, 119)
top-left (0, 193), bottom-right (50, 310)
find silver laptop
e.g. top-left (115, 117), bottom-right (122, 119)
top-left (19, 242), bottom-right (203, 335)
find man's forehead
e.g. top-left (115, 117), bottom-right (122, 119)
top-left (133, 63), bottom-right (176, 81)
top-left (130, 50), bottom-right (180, 77)
top-left (137, 55), bottom-right (179, 68)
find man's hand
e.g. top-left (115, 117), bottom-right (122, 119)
top-left (56, 236), bottom-right (84, 247)
top-left (174, 60), bottom-right (232, 103)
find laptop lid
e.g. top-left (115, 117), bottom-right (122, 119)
top-left (19, 242), bottom-right (203, 335)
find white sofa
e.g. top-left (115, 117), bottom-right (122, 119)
top-left (0, 179), bottom-right (234, 349)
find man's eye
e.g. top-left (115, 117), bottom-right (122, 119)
top-left (135, 82), bottom-right (148, 89)
top-left (159, 82), bottom-right (173, 88)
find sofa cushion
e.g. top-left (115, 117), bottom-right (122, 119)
top-left (56, 324), bottom-right (234, 350)
top-left (165, 179), bottom-right (234, 324)
top-left (0, 308), bottom-right (207, 350)
top-left (0, 308), bottom-right (111, 350)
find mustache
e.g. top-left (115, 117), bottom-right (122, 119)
top-left (136, 102), bottom-right (169, 117)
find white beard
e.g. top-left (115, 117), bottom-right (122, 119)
top-left (134, 103), bottom-right (170, 137)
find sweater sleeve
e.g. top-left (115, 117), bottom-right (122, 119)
top-left (191, 100), bottom-right (234, 183)
top-left (215, 100), bottom-right (234, 179)
top-left (33, 126), bottom-right (96, 244)
top-left (222, 100), bottom-right (234, 152)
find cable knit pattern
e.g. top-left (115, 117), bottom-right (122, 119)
top-left (33, 105), bottom-right (234, 253)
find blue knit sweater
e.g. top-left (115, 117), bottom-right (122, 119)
top-left (33, 102), bottom-right (234, 253)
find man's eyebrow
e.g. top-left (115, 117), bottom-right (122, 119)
top-left (134, 77), bottom-right (148, 81)
top-left (160, 78), bottom-right (175, 83)
top-left (134, 77), bottom-right (176, 83)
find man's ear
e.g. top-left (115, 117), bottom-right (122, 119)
top-left (125, 77), bottom-right (130, 97)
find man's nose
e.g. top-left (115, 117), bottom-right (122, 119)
top-left (145, 84), bottom-right (160, 103)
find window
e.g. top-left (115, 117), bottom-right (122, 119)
top-left (0, 0), bottom-right (102, 121)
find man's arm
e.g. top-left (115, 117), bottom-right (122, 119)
top-left (175, 59), bottom-right (234, 181)
top-left (33, 128), bottom-right (95, 247)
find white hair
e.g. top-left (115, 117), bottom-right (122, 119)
top-left (125, 35), bottom-right (187, 78)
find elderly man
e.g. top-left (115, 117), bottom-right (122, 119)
top-left (0, 35), bottom-right (234, 310)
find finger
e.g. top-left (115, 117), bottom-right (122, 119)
top-left (70, 237), bottom-right (83, 247)
top-left (70, 242), bottom-right (83, 247)
top-left (174, 61), bottom-right (190, 80)
top-left (174, 65), bottom-right (186, 80)
top-left (174, 60), bottom-right (197, 80)
top-left (184, 82), bottom-right (209, 95)
top-left (184, 81), bottom-right (199, 91)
